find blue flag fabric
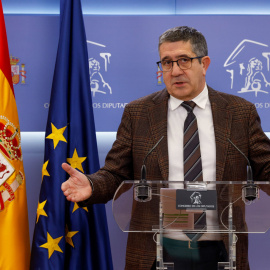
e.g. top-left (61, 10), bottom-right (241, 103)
top-left (30, 0), bottom-right (113, 269)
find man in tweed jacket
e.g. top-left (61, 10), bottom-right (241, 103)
top-left (61, 26), bottom-right (270, 269)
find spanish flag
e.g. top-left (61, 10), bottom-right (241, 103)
top-left (0, 1), bottom-right (30, 269)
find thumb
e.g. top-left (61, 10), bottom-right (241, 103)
top-left (61, 162), bottom-right (79, 177)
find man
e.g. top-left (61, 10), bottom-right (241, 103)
top-left (61, 26), bottom-right (270, 269)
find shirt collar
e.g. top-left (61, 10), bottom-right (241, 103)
top-left (169, 84), bottom-right (209, 111)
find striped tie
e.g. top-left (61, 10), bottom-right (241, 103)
top-left (181, 101), bottom-right (206, 241)
top-left (181, 101), bottom-right (203, 182)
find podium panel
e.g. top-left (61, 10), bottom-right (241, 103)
top-left (112, 181), bottom-right (270, 270)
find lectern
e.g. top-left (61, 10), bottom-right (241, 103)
top-left (112, 180), bottom-right (270, 270)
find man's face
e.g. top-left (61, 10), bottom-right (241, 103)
top-left (159, 40), bottom-right (210, 101)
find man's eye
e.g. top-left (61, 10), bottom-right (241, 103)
top-left (162, 61), bottom-right (171, 66)
top-left (179, 58), bottom-right (189, 63)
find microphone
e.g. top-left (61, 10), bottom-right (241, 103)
top-left (227, 138), bottom-right (259, 202)
top-left (134, 136), bottom-right (164, 202)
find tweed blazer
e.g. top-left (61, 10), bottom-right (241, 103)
top-left (84, 86), bottom-right (270, 270)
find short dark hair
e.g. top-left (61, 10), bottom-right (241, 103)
top-left (158, 26), bottom-right (208, 57)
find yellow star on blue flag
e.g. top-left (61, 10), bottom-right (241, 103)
top-left (67, 148), bottom-right (86, 173)
top-left (46, 123), bottom-right (67, 149)
top-left (40, 232), bottom-right (63, 259)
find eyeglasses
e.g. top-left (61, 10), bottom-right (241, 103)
top-left (156, 56), bottom-right (204, 72)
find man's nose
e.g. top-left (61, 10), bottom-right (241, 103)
top-left (171, 61), bottom-right (184, 76)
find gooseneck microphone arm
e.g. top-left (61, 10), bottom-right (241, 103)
top-left (227, 138), bottom-right (253, 182)
top-left (141, 136), bottom-right (164, 181)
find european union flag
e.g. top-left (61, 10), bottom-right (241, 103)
top-left (30, 0), bottom-right (113, 269)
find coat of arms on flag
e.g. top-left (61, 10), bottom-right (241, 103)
top-left (10, 55), bottom-right (26, 85)
top-left (0, 116), bottom-right (24, 211)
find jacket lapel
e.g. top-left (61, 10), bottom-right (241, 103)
top-left (208, 87), bottom-right (232, 181)
top-left (147, 89), bottom-right (169, 180)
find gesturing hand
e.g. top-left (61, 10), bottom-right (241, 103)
top-left (61, 163), bottom-right (92, 202)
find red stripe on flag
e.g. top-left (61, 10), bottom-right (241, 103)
top-left (0, 0), bottom-right (14, 95)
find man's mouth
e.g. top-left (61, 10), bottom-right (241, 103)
top-left (173, 81), bottom-right (185, 86)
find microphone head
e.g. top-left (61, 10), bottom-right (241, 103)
top-left (134, 184), bottom-right (152, 202)
top-left (242, 184), bottom-right (259, 202)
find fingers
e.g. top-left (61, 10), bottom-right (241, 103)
top-left (63, 187), bottom-right (73, 199)
top-left (61, 163), bottom-right (77, 193)
top-left (63, 188), bottom-right (80, 202)
top-left (62, 185), bottom-right (76, 202)
top-left (61, 162), bottom-right (78, 177)
top-left (66, 194), bottom-right (78, 202)
top-left (61, 180), bottom-right (69, 192)
top-left (61, 163), bottom-right (92, 202)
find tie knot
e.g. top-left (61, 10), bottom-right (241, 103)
top-left (181, 101), bottom-right (196, 112)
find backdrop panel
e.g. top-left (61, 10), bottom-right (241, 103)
top-left (6, 14), bottom-right (270, 270)
top-left (5, 15), bottom-right (270, 132)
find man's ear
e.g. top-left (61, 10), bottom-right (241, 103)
top-left (202, 56), bottom-right (211, 75)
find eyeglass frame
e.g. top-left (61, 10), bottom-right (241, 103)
top-left (156, 56), bottom-right (205, 72)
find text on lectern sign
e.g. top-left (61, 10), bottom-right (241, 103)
top-left (176, 190), bottom-right (217, 210)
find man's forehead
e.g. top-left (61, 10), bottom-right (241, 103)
top-left (159, 40), bottom-right (194, 58)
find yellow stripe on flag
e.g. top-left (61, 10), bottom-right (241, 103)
top-left (0, 66), bottom-right (30, 270)
top-left (0, 1), bottom-right (30, 268)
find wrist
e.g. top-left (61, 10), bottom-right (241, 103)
top-left (85, 175), bottom-right (93, 197)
